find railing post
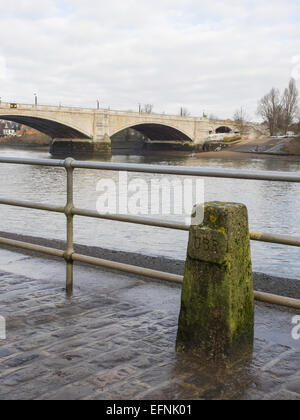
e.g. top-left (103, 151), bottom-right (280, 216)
top-left (64, 158), bottom-right (75, 296)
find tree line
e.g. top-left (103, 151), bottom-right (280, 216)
top-left (257, 78), bottom-right (299, 136)
top-left (140, 79), bottom-right (300, 138)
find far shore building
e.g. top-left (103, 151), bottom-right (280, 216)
top-left (0, 120), bottom-right (20, 137)
top-left (0, 120), bottom-right (41, 138)
top-left (3, 122), bottom-right (17, 137)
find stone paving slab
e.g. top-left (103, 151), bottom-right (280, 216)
top-left (0, 248), bottom-right (299, 400)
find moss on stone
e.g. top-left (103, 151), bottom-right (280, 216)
top-left (176, 201), bottom-right (254, 360)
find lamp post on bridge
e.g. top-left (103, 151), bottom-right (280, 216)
top-left (34, 93), bottom-right (38, 107)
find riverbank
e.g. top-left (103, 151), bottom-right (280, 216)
top-left (195, 149), bottom-right (300, 162)
top-left (0, 138), bottom-right (299, 161)
top-left (224, 135), bottom-right (300, 158)
top-left (0, 134), bottom-right (51, 147)
top-left (0, 231), bottom-right (299, 300)
top-left (282, 137), bottom-right (300, 155)
top-left (1, 145), bottom-right (298, 161)
top-left (0, 144), bottom-right (49, 151)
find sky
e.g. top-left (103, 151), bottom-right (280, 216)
top-left (0, 0), bottom-right (300, 120)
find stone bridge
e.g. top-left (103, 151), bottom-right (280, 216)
top-left (208, 120), bottom-right (269, 138)
top-left (0, 102), bottom-right (268, 155)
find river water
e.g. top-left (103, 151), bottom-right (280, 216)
top-left (0, 147), bottom-right (299, 280)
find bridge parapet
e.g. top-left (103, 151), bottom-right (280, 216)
top-left (0, 102), bottom-right (95, 114)
top-left (0, 101), bottom-right (205, 120)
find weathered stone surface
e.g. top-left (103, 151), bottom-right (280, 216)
top-left (177, 201), bottom-right (254, 359)
top-left (0, 249), bottom-right (298, 400)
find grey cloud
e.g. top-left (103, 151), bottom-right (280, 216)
top-left (0, 0), bottom-right (299, 118)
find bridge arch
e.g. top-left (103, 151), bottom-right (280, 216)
top-left (215, 126), bottom-right (233, 134)
top-left (0, 114), bottom-right (91, 139)
top-left (111, 123), bottom-right (193, 142)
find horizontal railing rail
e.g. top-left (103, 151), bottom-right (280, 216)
top-left (0, 157), bottom-right (299, 309)
top-left (1, 198), bottom-right (300, 248)
top-left (1, 156), bottom-right (300, 181)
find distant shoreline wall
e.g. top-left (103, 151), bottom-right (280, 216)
top-left (0, 134), bottom-right (51, 146)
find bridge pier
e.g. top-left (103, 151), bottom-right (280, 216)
top-left (50, 137), bottom-right (111, 157)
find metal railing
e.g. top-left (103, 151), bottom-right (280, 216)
top-left (0, 157), bottom-right (299, 309)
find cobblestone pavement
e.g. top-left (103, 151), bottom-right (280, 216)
top-left (0, 249), bottom-right (299, 400)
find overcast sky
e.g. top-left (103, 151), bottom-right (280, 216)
top-left (0, 0), bottom-right (300, 119)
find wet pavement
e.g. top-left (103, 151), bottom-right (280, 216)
top-left (0, 248), bottom-right (299, 400)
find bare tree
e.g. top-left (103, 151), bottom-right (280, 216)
top-left (280, 78), bottom-right (299, 134)
top-left (233, 107), bottom-right (250, 135)
top-left (142, 104), bottom-right (153, 114)
top-left (179, 107), bottom-right (190, 117)
top-left (257, 88), bottom-right (282, 136)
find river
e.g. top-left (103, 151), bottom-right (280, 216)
top-left (0, 146), bottom-right (299, 280)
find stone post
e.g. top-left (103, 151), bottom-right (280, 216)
top-left (176, 201), bottom-right (254, 360)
